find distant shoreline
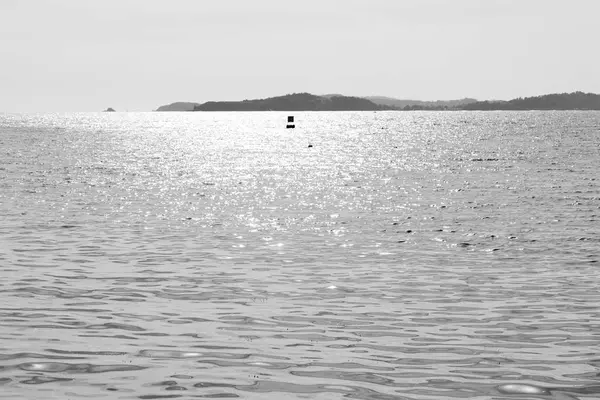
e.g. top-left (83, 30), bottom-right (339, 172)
top-left (154, 91), bottom-right (600, 112)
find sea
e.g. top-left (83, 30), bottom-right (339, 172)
top-left (0, 111), bottom-right (599, 400)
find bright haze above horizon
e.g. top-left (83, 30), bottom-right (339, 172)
top-left (1, 0), bottom-right (599, 112)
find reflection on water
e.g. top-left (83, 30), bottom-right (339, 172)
top-left (0, 111), bottom-right (599, 399)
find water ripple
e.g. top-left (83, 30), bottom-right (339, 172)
top-left (1, 111), bottom-right (600, 399)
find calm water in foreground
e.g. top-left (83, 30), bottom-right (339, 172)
top-left (1, 111), bottom-right (599, 400)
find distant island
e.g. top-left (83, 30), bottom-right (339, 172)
top-left (156, 102), bottom-right (200, 111)
top-left (366, 96), bottom-right (478, 110)
top-left (369, 92), bottom-right (600, 110)
top-left (461, 92), bottom-right (600, 110)
top-left (154, 91), bottom-right (600, 112)
top-left (193, 93), bottom-right (388, 111)
top-left (103, 107), bottom-right (116, 112)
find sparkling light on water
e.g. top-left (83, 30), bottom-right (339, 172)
top-left (0, 111), bottom-right (599, 399)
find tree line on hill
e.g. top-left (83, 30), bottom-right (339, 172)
top-left (460, 91), bottom-right (600, 110)
top-left (193, 93), bottom-right (387, 111)
top-left (155, 91), bottom-right (600, 111)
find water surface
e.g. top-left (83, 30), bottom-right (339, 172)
top-left (1, 111), bottom-right (599, 399)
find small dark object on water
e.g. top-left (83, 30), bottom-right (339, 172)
top-left (287, 115), bottom-right (295, 128)
top-left (308, 144), bottom-right (313, 148)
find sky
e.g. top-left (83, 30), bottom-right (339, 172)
top-left (1, 0), bottom-right (599, 112)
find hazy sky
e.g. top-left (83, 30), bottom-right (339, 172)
top-left (1, 0), bottom-right (599, 112)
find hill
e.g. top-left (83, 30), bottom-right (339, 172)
top-left (155, 91), bottom-right (600, 112)
top-left (461, 92), bottom-right (600, 110)
top-left (156, 102), bottom-right (201, 111)
top-left (366, 96), bottom-right (478, 109)
top-left (193, 93), bottom-right (388, 111)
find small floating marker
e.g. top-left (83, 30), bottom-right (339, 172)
top-left (286, 115), bottom-right (295, 129)
top-left (308, 144), bottom-right (313, 148)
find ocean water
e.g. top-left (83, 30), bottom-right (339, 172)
top-left (0, 111), bottom-right (599, 400)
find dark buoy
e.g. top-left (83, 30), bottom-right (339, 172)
top-left (286, 115), bottom-right (295, 129)
top-left (308, 144), bottom-right (313, 148)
